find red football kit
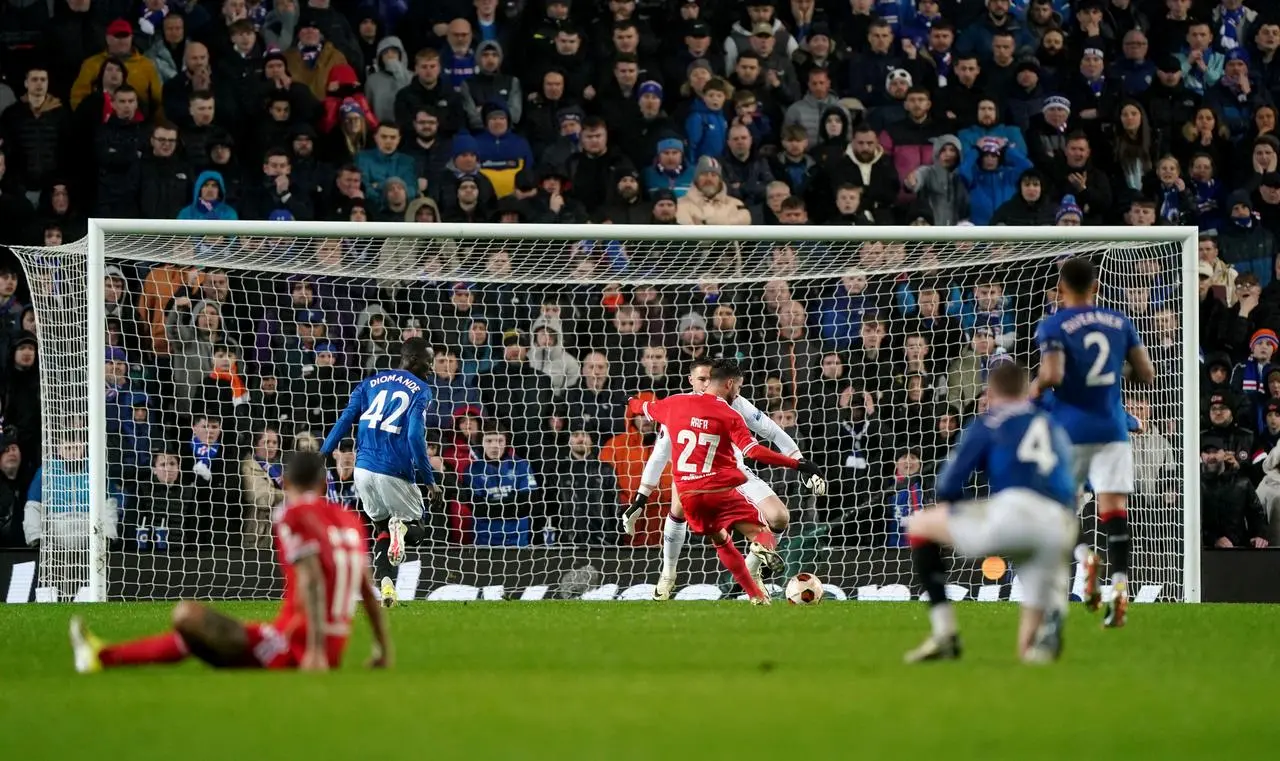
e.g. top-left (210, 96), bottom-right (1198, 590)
top-left (642, 393), bottom-right (799, 535)
top-left (244, 497), bottom-right (369, 669)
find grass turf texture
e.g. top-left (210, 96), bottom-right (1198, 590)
top-left (2, 602), bottom-right (1277, 760)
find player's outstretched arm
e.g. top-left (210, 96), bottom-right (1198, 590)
top-left (359, 569), bottom-right (393, 668)
top-left (622, 428), bottom-right (672, 535)
top-left (734, 396), bottom-right (801, 458)
top-left (294, 554), bottom-right (329, 672)
top-left (321, 385), bottom-right (364, 455)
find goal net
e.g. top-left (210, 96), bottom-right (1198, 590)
top-left (10, 222), bottom-right (1198, 603)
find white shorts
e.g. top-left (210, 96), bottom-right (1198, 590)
top-left (947, 488), bottom-right (1076, 611)
top-left (737, 470), bottom-right (777, 506)
top-left (1072, 442), bottom-right (1134, 495)
top-left (353, 468), bottom-right (423, 522)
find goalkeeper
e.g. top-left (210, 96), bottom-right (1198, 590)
top-left (321, 338), bottom-right (443, 607)
top-left (623, 357), bottom-right (827, 599)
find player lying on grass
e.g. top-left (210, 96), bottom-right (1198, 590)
top-left (903, 362), bottom-right (1076, 664)
top-left (626, 357), bottom-right (827, 599)
top-left (70, 451), bottom-right (391, 673)
top-left (321, 336), bottom-right (443, 607)
top-left (626, 359), bottom-right (826, 604)
top-left (1033, 257), bottom-right (1154, 627)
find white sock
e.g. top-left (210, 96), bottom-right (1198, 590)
top-left (929, 605), bottom-right (957, 637)
top-left (1073, 543), bottom-right (1090, 564)
top-left (661, 517), bottom-right (687, 577)
top-left (1112, 571), bottom-right (1128, 588)
top-left (745, 551), bottom-right (762, 577)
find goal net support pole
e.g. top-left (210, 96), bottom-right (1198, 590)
top-left (18, 221), bottom-right (1199, 603)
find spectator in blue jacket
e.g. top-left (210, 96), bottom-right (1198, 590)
top-left (1205, 50), bottom-right (1274, 143)
top-left (355, 122), bottom-right (418, 206)
top-left (818, 273), bottom-right (874, 351)
top-left (426, 345), bottom-right (483, 430)
top-left (956, 0), bottom-right (1034, 64)
top-left (176, 170), bottom-right (238, 220)
top-left (643, 137), bottom-right (695, 198)
top-left (474, 101), bottom-right (533, 197)
top-left (959, 137), bottom-right (1033, 225)
top-left (685, 77), bottom-right (730, 163)
top-left (956, 98), bottom-right (1026, 155)
top-left (952, 277), bottom-right (1018, 350)
top-left (466, 423), bottom-right (538, 546)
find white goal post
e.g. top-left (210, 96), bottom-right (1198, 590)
top-left (12, 222), bottom-right (1200, 603)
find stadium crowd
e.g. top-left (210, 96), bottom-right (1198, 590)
top-left (0, 0), bottom-right (1274, 552)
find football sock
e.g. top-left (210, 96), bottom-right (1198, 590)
top-left (403, 520), bottom-right (425, 546)
top-left (752, 530), bottom-right (777, 551)
top-left (100, 632), bottom-right (188, 668)
top-left (373, 519), bottom-right (392, 583)
top-left (715, 541), bottom-right (764, 599)
top-left (661, 515), bottom-right (686, 578)
top-left (912, 540), bottom-right (953, 635)
top-left (1073, 543), bottom-right (1090, 565)
top-left (1102, 512), bottom-right (1131, 587)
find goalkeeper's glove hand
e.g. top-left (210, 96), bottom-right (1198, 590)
top-left (796, 459), bottom-right (827, 496)
top-left (192, 461), bottom-right (213, 482)
top-left (621, 491), bottom-right (649, 536)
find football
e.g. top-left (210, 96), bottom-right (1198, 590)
top-left (785, 573), bottom-right (824, 605)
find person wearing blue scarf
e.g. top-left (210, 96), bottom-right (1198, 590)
top-left (1214, 0), bottom-right (1255, 52)
top-left (887, 449), bottom-right (928, 547)
top-left (642, 137), bottom-right (695, 198)
top-left (188, 414), bottom-right (222, 484)
top-left (1188, 156), bottom-right (1224, 232)
top-left (1233, 329), bottom-right (1277, 418)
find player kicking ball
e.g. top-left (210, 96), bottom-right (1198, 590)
top-left (70, 451), bottom-right (392, 673)
top-left (626, 359), bottom-right (826, 604)
top-left (321, 337), bottom-right (443, 607)
top-left (626, 357), bottom-right (826, 599)
top-left (1033, 257), bottom-right (1154, 627)
top-left (903, 363), bottom-right (1077, 664)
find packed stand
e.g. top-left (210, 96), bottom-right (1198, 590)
top-left (0, 0), bottom-right (1272, 552)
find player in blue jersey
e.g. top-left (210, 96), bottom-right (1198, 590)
top-left (903, 362), bottom-right (1077, 664)
top-left (1032, 258), bottom-right (1154, 628)
top-left (321, 337), bottom-right (441, 607)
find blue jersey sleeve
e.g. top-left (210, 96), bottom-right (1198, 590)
top-left (1036, 314), bottom-right (1064, 354)
top-left (27, 467), bottom-right (42, 502)
top-left (935, 422), bottom-right (988, 503)
top-left (1124, 312), bottom-right (1143, 350)
top-left (407, 394), bottom-right (435, 485)
top-left (322, 380), bottom-right (364, 455)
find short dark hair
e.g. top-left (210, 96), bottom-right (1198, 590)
top-left (284, 450), bottom-right (327, 490)
top-left (264, 147), bottom-right (291, 163)
top-left (582, 115), bottom-right (607, 132)
top-left (690, 356), bottom-right (715, 371)
top-left (709, 358), bottom-right (744, 382)
top-left (780, 195), bottom-right (806, 212)
top-left (188, 89), bottom-right (213, 102)
top-left (988, 362), bottom-right (1028, 397)
top-left (1059, 257), bottom-right (1097, 295)
top-left (400, 336), bottom-right (432, 373)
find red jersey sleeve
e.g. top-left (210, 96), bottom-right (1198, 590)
top-left (642, 397), bottom-right (667, 426)
top-left (277, 506), bottom-right (322, 565)
top-left (728, 409), bottom-right (800, 470)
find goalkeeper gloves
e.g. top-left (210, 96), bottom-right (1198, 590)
top-left (621, 491), bottom-right (648, 536)
top-left (423, 483), bottom-right (446, 513)
top-left (796, 459), bottom-right (828, 496)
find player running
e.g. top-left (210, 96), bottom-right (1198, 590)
top-left (625, 357), bottom-right (826, 600)
top-left (1032, 258), bottom-right (1154, 627)
top-left (627, 359), bottom-right (826, 604)
top-left (321, 337), bottom-right (442, 607)
top-left (903, 362), bottom-right (1076, 664)
top-left (70, 451), bottom-right (392, 672)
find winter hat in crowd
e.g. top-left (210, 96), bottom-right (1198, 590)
top-left (477, 40), bottom-right (503, 58)
top-left (1251, 329), bottom-right (1278, 351)
top-left (1228, 189), bottom-right (1253, 211)
top-left (14, 331), bottom-right (38, 350)
top-left (638, 80), bottom-right (663, 99)
top-left (452, 133), bottom-right (479, 158)
top-left (677, 312), bottom-right (708, 334)
top-left (1226, 48), bottom-right (1250, 65)
top-left (269, 209), bottom-right (295, 222)
top-left (556, 104), bottom-right (585, 126)
top-left (695, 155), bottom-right (722, 178)
top-left (1197, 260), bottom-right (1213, 279)
top-left (105, 346), bottom-right (128, 363)
top-left (886, 68), bottom-right (912, 89)
top-left (657, 137), bottom-right (684, 154)
top-left (1261, 172), bottom-right (1280, 190)
top-left (1156, 55), bottom-right (1182, 74)
top-left (1056, 195), bottom-right (1083, 223)
top-left (339, 98), bottom-right (365, 118)
top-left (978, 137), bottom-right (1005, 155)
top-left (1043, 95), bottom-right (1071, 115)
top-left (457, 175), bottom-right (480, 190)
top-left (1016, 58), bottom-right (1040, 76)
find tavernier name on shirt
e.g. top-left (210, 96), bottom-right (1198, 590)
top-left (1058, 310), bottom-right (1126, 334)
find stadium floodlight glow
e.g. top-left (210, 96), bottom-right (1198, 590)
top-left (11, 222), bottom-right (1198, 603)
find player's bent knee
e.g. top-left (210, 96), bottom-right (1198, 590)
top-left (708, 529), bottom-right (731, 547)
top-left (670, 501), bottom-right (685, 520)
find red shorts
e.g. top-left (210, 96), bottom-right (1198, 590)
top-left (242, 623), bottom-right (347, 670)
top-left (677, 487), bottom-right (766, 537)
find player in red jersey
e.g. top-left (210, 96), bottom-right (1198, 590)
top-left (627, 359), bottom-right (825, 604)
top-left (69, 452), bottom-right (392, 673)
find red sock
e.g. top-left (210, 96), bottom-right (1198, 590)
top-left (100, 632), bottom-right (189, 668)
top-left (752, 531), bottom-right (777, 551)
top-left (716, 542), bottom-right (765, 599)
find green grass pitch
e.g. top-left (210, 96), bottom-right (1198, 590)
top-left (3, 602), bottom-right (1278, 760)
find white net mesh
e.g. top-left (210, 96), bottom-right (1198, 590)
top-left (10, 226), bottom-right (1190, 602)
